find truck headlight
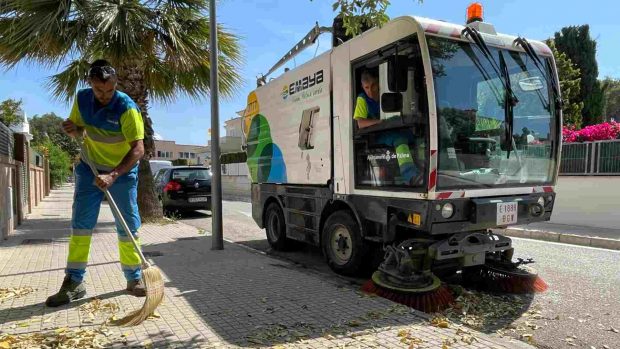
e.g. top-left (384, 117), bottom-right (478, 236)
top-left (441, 203), bottom-right (454, 219)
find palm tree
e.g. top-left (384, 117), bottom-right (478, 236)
top-left (0, 0), bottom-right (243, 220)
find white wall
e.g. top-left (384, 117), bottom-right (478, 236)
top-left (221, 163), bottom-right (251, 200)
top-left (551, 176), bottom-right (620, 229)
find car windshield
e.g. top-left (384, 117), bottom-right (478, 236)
top-left (171, 169), bottom-right (211, 183)
top-left (427, 36), bottom-right (558, 190)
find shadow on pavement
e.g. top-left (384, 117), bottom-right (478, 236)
top-left (168, 210), bottom-right (212, 221)
top-left (0, 290), bottom-right (127, 327)
top-left (141, 235), bottom-right (437, 347)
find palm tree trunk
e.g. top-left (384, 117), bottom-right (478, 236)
top-left (116, 62), bottom-right (163, 221)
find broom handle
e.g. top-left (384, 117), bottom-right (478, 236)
top-left (79, 139), bottom-right (150, 268)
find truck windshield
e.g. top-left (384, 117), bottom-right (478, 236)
top-left (427, 36), bottom-right (558, 190)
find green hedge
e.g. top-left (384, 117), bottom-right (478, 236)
top-left (220, 152), bottom-right (247, 164)
top-left (172, 159), bottom-right (190, 166)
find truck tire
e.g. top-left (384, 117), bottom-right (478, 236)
top-left (265, 202), bottom-right (290, 251)
top-left (322, 211), bottom-right (369, 276)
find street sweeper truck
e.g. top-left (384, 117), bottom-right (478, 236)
top-left (242, 3), bottom-right (561, 310)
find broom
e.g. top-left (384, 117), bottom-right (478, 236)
top-left (79, 140), bottom-right (165, 326)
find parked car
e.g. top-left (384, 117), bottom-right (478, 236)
top-left (154, 166), bottom-right (211, 215)
top-left (149, 160), bottom-right (173, 176)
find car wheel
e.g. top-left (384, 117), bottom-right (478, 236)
top-left (265, 202), bottom-right (290, 251)
top-left (321, 211), bottom-right (369, 277)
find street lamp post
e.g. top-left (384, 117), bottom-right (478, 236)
top-left (209, 0), bottom-right (223, 250)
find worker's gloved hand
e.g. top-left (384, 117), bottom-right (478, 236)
top-left (96, 173), bottom-right (117, 190)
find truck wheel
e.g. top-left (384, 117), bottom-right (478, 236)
top-left (265, 202), bottom-right (290, 251)
top-left (322, 211), bottom-right (369, 276)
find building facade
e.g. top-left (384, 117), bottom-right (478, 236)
top-left (153, 140), bottom-right (209, 165)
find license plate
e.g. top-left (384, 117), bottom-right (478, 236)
top-left (496, 202), bottom-right (518, 225)
top-left (188, 197), bottom-right (209, 203)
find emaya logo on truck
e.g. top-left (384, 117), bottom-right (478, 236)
top-left (282, 70), bottom-right (324, 100)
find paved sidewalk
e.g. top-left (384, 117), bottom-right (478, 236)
top-left (0, 185), bottom-right (532, 348)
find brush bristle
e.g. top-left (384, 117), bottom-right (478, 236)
top-left (113, 266), bottom-right (165, 326)
top-left (467, 266), bottom-right (549, 294)
top-left (361, 280), bottom-right (454, 313)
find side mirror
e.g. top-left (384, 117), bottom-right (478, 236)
top-left (381, 93), bottom-right (403, 113)
top-left (387, 55), bottom-right (408, 92)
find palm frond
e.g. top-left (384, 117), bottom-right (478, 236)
top-left (46, 59), bottom-right (90, 103)
top-left (1, 0), bottom-right (244, 106)
top-left (86, 1), bottom-right (151, 60)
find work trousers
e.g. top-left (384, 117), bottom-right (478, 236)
top-left (66, 161), bottom-right (142, 283)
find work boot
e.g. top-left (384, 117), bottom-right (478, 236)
top-left (45, 276), bottom-right (86, 307)
top-left (126, 279), bottom-right (146, 297)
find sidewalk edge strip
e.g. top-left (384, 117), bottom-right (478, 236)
top-left (503, 228), bottom-right (620, 251)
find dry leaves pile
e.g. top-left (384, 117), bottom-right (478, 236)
top-left (397, 329), bottom-right (424, 348)
top-left (246, 322), bottom-right (315, 346)
top-left (0, 326), bottom-right (123, 349)
top-left (429, 316), bottom-right (480, 346)
top-left (79, 298), bottom-right (120, 323)
top-left (441, 288), bottom-right (526, 330)
top-left (0, 287), bottom-right (34, 304)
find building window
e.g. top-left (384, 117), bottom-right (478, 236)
top-left (157, 151), bottom-right (162, 157)
top-left (190, 153), bottom-right (196, 159)
top-left (179, 152), bottom-right (184, 159)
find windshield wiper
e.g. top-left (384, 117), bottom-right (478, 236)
top-left (514, 37), bottom-right (563, 110)
top-left (499, 51), bottom-right (519, 159)
top-left (462, 27), bottom-right (519, 158)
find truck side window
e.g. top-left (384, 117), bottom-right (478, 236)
top-left (352, 37), bottom-right (428, 190)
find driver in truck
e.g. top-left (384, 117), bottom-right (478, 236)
top-left (353, 69), bottom-right (421, 185)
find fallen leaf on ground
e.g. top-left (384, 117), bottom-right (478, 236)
top-left (430, 316), bottom-right (450, 328)
top-left (0, 326), bottom-right (118, 348)
top-left (79, 298), bottom-right (119, 320)
top-left (0, 287), bottom-right (34, 303)
top-left (347, 320), bottom-right (362, 327)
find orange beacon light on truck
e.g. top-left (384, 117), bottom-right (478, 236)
top-left (467, 3), bottom-right (484, 24)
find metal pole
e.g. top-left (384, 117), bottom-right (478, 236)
top-left (209, 0), bottom-right (223, 250)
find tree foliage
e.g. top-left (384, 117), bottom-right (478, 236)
top-left (601, 77), bottom-right (620, 122)
top-left (0, 0), bottom-right (244, 220)
top-left (553, 25), bottom-right (604, 126)
top-left (36, 139), bottom-right (71, 189)
top-left (0, 98), bottom-right (23, 127)
top-left (29, 112), bottom-right (80, 159)
top-left (546, 40), bottom-right (583, 128)
top-left (317, 0), bottom-right (422, 36)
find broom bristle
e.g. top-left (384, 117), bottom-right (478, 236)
top-left (361, 279), bottom-right (454, 313)
top-left (113, 266), bottom-right (165, 326)
top-left (469, 266), bottom-right (549, 294)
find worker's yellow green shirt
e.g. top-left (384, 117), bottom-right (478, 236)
top-left (69, 89), bottom-right (144, 169)
top-left (353, 93), bottom-right (380, 120)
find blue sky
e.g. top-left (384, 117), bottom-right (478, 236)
top-left (1, 0), bottom-right (618, 145)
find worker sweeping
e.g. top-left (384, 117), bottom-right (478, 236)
top-left (46, 59), bottom-right (147, 307)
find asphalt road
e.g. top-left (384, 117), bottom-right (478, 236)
top-left (178, 201), bottom-right (620, 349)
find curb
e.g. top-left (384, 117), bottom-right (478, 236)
top-left (501, 227), bottom-right (620, 251)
